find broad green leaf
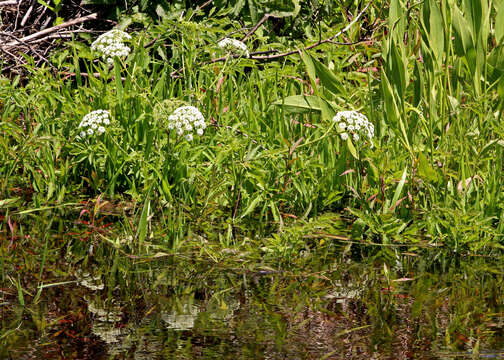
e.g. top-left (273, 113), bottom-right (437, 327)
top-left (381, 70), bottom-right (410, 151)
top-left (498, 75), bottom-right (504, 98)
top-left (451, 4), bottom-right (473, 56)
top-left (495, 0), bottom-right (504, 44)
top-left (389, 0), bottom-right (406, 42)
top-left (241, 195), bottom-right (263, 218)
top-left (272, 95), bottom-right (321, 112)
top-left (114, 58), bottom-right (124, 104)
top-left (346, 137), bottom-right (358, 160)
top-left (413, 60), bottom-right (425, 107)
top-left (422, 0), bottom-right (445, 66)
top-left (319, 97), bottom-right (336, 122)
top-left (300, 51), bottom-right (317, 94)
top-left (232, 0), bottom-right (246, 17)
top-left (269, 200), bottom-right (282, 224)
top-left (387, 167), bottom-right (407, 213)
top-left (302, 51), bottom-right (343, 96)
top-left (387, 39), bottom-right (408, 99)
top-left (463, 0), bottom-right (484, 37)
top-left (418, 153), bottom-right (441, 183)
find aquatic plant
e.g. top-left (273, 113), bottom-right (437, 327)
top-left (167, 105), bottom-right (207, 141)
top-left (333, 111), bottom-right (374, 147)
top-left (78, 110), bottom-right (111, 138)
top-left (217, 38), bottom-right (249, 57)
top-left (91, 29), bottom-right (132, 64)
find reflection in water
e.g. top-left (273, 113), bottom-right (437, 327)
top-left (161, 303), bottom-right (200, 330)
top-left (75, 270), bottom-right (105, 291)
top-left (2, 251), bottom-right (504, 359)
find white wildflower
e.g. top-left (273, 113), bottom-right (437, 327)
top-left (77, 110), bottom-right (111, 139)
top-left (217, 37), bottom-right (249, 57)
top-left (167, 105), bottom-right (206, 141)
top-left (332, 110), bottom-right (374, 146)
top-left (91, 29), bottom-right (132, 65)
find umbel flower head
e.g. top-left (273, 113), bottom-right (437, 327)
top-left (91, 29), bottom-right (132, 65)
top-left (167, 106), bottom-right (206, 141)
top-left (217, 38), bottom-right (249, 57)
top-left (78, 110), bottom-right (111, 138)
top-left (333, 111), bottom-right (374, 147)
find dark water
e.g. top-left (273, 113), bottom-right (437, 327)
top-left (1, 215), bottom-right (503, 359)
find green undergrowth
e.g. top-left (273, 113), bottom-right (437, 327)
top-left (1, 0), bottom-right (504, 274)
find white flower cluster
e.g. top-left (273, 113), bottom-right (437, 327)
top-left (217, 38), bottom-right (249, 57)
top-left (167, 106), bottom-right (206, 141)
top-left (78, 110), bottom-right (111, 138)
top-left (333, 111), bottom-right (374, 146)
top-left (91, 29), bottom-right (132, 65)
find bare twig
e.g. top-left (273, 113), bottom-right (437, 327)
top-left (0, 0), bottom-right (18, 6)
top-left (197, 0), bottom-right (213, 10)
top-left (20, 0), bottom-right (36, 26)
top-left (3, 12), bottom-right (99, 47)
top-left (59, 71), bottom-right (126, 81)
top-left (241, 13), bottom-right (271, 41)
top-left (0, 31), bottom-right (56, 70)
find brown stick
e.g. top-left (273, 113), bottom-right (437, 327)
top-left (0, 0), bottom-right (18, 6)
top-left (241, 13), bottom-right (271, 41)
top-left (0, 31), bottom-right (55, 69)
top-left (20, 0), bottom-right (36, 26)
top-left (3, 12), bottom-right (99, 47)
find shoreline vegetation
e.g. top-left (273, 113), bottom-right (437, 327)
top-left (1, 0), bottom-right (503, 358)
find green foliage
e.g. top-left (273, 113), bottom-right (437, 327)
top-left (1, 0), bottom-right (503, 259)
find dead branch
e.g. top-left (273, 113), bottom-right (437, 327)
top-left (241, 13), bottom-right (271, 41)
top-left (0, 0), bottom-right (18, 6)
top-left (3, 12), bottom-right (99, 48)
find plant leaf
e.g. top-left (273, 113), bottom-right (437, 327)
top-left (272, 95), bottom-right (321, 112)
